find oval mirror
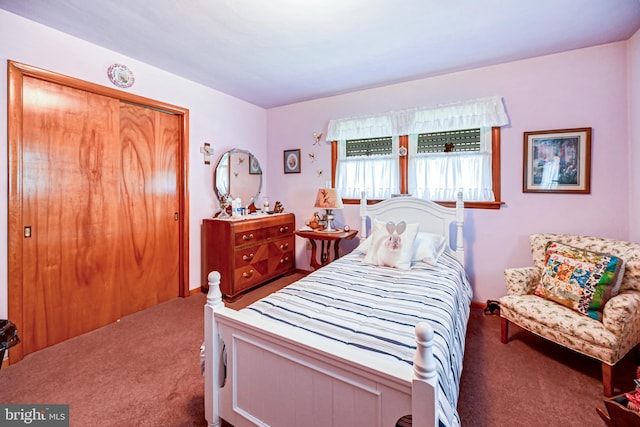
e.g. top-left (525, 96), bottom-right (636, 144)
top-left (214, 148), bottom-right (262, 207)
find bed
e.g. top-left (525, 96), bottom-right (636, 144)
top-left (203, 194), bottom-right (471, 427)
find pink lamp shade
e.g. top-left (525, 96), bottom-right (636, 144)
top-left (313, 188), bottom-right (344, 210)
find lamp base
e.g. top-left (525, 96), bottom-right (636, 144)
top-left (324, 210), bottom-right (337, 231)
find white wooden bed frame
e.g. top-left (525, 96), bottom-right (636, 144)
top-left (204, 194), bottom-right (464, 427)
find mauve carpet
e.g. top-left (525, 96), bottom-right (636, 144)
top-left (0, 278), bottom-right (636, 426)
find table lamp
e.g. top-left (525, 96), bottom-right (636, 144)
top-left (314, 188), bottom-right (343, 231)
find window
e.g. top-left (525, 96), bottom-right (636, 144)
top-left (408, 127), bottom-right (495, 202)
top-left (335, 136), bottom-right (399, 199)
top-left (327, 96), bottom-right (508, 209)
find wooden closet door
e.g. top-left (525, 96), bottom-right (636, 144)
top-left (119, 103), bottom-right (180, 315)
top-left (21, 77), bottom-right (122, 354)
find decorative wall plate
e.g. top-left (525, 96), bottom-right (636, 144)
top-left (107, 63), bottom-right (135, 88)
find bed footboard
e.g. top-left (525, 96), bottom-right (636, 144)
top-left (204, 272), bottom-right (439, 427)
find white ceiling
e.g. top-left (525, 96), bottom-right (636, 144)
top-left (2, 0), bottom-right (640, 108)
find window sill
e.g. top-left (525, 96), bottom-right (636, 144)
top-left (342, 198), bottom-right (504, 210)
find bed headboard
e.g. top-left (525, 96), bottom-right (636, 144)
top-left (359, 193), bottom-right (465, 266)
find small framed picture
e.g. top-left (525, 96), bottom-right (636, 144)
top-left (523, 127), bottom-right (592, 194)
top-left (249, 154), bottom-right (261, 175)
top-left (283, 149), bottom-right (301, 174)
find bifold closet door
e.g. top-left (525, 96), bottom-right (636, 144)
top-left (21, 76), bottom-right (122, 355)
top-left (119, 103), bottom-right (180, 316)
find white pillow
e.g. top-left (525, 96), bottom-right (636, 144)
top-left (357, 231), bottom-right (446, 266)
top-left (362, 219), bottom-right (419, 270)
top-left (355, 236), bottom-right (373, 253)
top-left (413, 232), bottom-right (447, 266)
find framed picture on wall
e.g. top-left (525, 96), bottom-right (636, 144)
top-left (249, 154), bottom-right (262, 174)
top-left (283, 149), bottom-right (301, 174)
top-left (523, 127), bottom-right (592, 194)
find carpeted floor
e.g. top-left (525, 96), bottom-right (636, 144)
top-left (0, 275), bottom-right (636, 426)
top-left (458, 308), bottom-right (636, 426)
top-left (0, 292), bottom-right (208, 427)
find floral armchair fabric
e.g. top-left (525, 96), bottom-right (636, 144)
top-left (499, 233), bottom-right (640, 397)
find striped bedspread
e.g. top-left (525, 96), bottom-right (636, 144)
top-left (244, 250), bottom-right (472, 427)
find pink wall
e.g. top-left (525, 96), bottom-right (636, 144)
top-left (267, 42), bottom-right (631, 303)
top-left (0, 10), bottom-right (268, 318)
top-left (0, 9), bottom-right (634, 312)
top-left (629, 29), bottom-right (640, 241)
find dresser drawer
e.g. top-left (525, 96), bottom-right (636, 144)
top-left (233, 264), bottom-right (266, 291)
top-left (233, 227), bottom-right (268, 247)
top-left (267, 222), bottom-right (294, 238)
top-left (269, 235), bottom-right (295, 273)
top-left (234, 244), bottom-right (269, 267)
top-left (275, 237), bottom-right (293, 252)
top-left (270, 250), bottom-right (295, 274)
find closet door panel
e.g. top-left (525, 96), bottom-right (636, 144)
top-left (21, 77), bottom-right (121, 354)
top-left (154, 110), bottom-right (181, 303)
top-left (119, 103), bottom-right (179, 315)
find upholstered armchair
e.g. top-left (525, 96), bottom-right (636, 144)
top-left (499, 233), bottom-right (640, 397)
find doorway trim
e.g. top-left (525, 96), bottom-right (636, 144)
top-left (7, 60), bottom-right (190, 362)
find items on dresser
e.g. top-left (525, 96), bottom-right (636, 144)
top-left (218, 194), bottom-right (231, 219)
top-left (201, 213), bottom-right (295, 300)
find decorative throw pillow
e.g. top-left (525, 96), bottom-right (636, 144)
top-left (357, 230), bottom-right (444, 266)
top-left (357, 231), bottom-right (446, 265)
top-left (362, 219), bottom-right (419, 270)
top-left (535, 241), bottom-right (625, 320)
top-left (413, 232), bottom-right (447, 266)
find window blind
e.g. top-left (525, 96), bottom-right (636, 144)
top-left (417, 128), bottom-right (480, 153)
top-left (345, 136), bottom-right (393, 157)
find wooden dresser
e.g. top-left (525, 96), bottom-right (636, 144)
top-left (201, 213), bottom-right (295, 299)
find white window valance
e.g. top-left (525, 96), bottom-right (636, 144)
top-left (326, 112), bottom-right (395, 141)
top-left (326, 96), bottom-right (509, 140)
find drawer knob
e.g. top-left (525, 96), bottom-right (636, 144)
top-left (279, 226), bottom-right (289, 233)
top-left (280, 243), bottom-right (289, 250)
top-left (242, 253), bottom-right (254, 262)
top-left (243, 270), bottom-right (254, 279)
top-left (242, 233), bottom-right (254, 241)
top-left (280, 257), bottom-right (289, 264)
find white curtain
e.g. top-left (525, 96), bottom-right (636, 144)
top-left (408, 152), bottom-right (494, 201)
top-left (397, 95), bottom-right (509, 135)
top-left (408, 129), bottom-right (494, 201)
top-left (335, 135), bottom-right (399, 199)
top-left (336, 154), bottom-right (399, 199)
top-left (326, 113), bottom-right (394, 141)
top-left (326, 96), bottom-right (508, 140)
top-left (327, 96), bottom-right (508, 201)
